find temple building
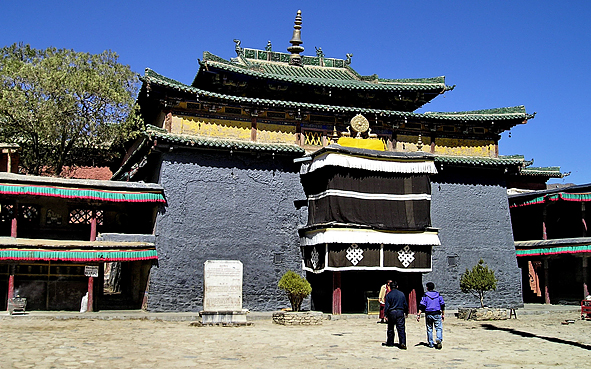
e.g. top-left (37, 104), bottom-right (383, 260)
top-left (116, 11), bottom-right (536, 313)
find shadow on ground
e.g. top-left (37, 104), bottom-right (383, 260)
top-left (481, 323), bottom-right (591, 350)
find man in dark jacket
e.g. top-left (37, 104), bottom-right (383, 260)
top-left (382, 281), bottom-right (408, 349)
top-left (416, 282), bottom-right (445, 349)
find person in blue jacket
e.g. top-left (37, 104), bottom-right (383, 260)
top-left (416, 282), bottom-right (445, 349)
top-left (382, 280), bottom-right (408, 349)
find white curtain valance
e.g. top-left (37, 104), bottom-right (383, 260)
top-left (300, 152), bottom-right (438, 175)
top-left (300, 228), bottom-right (441, 246)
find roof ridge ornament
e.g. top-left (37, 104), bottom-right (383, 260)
top-left (232, 39), bottom-right (251, 67)
top-left (346, 53), bottom-right (353, 65)
top-left (233, 39), bottom-right (243, 57)
top-left (287, 10), bottom-right (304, 66)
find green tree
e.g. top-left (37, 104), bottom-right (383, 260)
top-left (0, 43), bottom-right (140, 175)
top-left (460, 259), bottom-right (498, 308)
top-left (278, 270), bottom-right (312, 312)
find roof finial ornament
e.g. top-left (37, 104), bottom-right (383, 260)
top-left (233, 39), bottom-right (243, 57)
top-left (345, 53), bottom-right (353, 65)
top-left (287, 10), bottom-right (304, 66)
top-left (315, 47), bottom-right (324, 58)
top-left (265, 41), bottom-right (272, 51)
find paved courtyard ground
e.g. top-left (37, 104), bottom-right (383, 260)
top-left (0, 309), bottom-right (589, 368)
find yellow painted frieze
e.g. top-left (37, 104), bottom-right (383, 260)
top-left (257, 123), bottom-right (296, 144)
top-left (435, 138), bottom-right (496, 157)
top-left (177, 116), bottom-right (251, 140)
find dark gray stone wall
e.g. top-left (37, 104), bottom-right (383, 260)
top-left (425, 168), bottom-right (523, 309)
top-left (147, 150), bottom-right (307, 312)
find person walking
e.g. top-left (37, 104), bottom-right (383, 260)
top-left (416, 282), bottom-right (445, 349)
top-left (378, 279), bottom-right (392, 323)
top-left (382, 281), bottom-right (408, 349)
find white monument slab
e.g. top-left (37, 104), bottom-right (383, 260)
top-left (203, 260), bottom-right (243, 312)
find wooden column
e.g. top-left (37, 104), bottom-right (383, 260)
top-left (87, 276), bottom-right (94, 312)
top-left (332, 271), bottom-right (341, 315)
top-left (295, 122), bottom-right (302, 146)
top-left (582, 203), bottom-right (587, 237)
top-left (430, 134), bottom-right (436, 154)
top-left (89, 209), bottom-right (97, 242)
top-left (543, 258), bottom-right (551, 304)
top-left (7, 265), bottom-right (15, 311)
top-left (10, 201), bottom-right (18, 238)
top-left (542, 205), bottom-right (548, 240)
top-left (164, 111), bottom-right (172, 132)
top-left (6, 149), bottom-right (12, 173)
top-left (251, 115), bottom-right (257, 141)
top-left (408, 288), bottom-right (417, 315)
top-left (583, 256), bottom-right (589, 298)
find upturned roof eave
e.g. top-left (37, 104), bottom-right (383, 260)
top-left (434, 155), bottom-right (526, 168)
top-left (141, 69), bottom-right (533, 125)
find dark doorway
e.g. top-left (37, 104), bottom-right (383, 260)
top-left (307, 270), bottom-right (423, 313)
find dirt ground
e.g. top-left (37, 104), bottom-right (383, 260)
top-left (0, 311), bottom-right (589, 368)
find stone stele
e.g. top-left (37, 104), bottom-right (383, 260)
top-left (201, 260), bottom-right (248, 325)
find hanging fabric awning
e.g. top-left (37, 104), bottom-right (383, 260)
top-left (302, 243), bottom-right (432, 273)
top-left (302, 167), bottom-right (433, 230)
top-left (300, 151), bottom-right (438, 175)
top-left (300, 227), bottom-right (441, 247)
top-left (516, 245), bottom-right (591, 257)
top-left (0, 183), bottom-right (165, 203)
top-left (0, 248), bottom-right (158, 262)
top-left (510, 192), bottom-right (591, 208)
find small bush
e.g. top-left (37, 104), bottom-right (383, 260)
top-left (278, 270), bottom-right (312, 312)
top-left (460, 259), bottom-right (498, 308)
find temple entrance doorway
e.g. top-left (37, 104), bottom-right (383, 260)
top-left (307, 271), bottom-right (423, 314)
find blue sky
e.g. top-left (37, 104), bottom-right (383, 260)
top-left (2, 1), bottom-right (590, 185)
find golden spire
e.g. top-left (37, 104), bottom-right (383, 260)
top-left (287, 10), bottom-right (304, 66)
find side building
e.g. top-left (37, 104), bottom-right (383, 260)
top-left (0, 172), bottom-right (164, 311)
top-left (510, 182), bottom-right (590, 305)
top-left (116, 11), bottom-right (533, 312)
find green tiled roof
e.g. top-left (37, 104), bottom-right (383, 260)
top-left (434, 155), bottom-right (525, 167)
top-left (142, 69), bottom-right (534, 123)
top-left (520, 166), bottom-right (565, 177)
top-left (500, 154), bottom-right (534, 166)
top-left (499, 155), bottom-right (565, 177)
top-left (200, 52), bottom-right (452, 92)
top-left (499, 154), bottom-right (525, 160)
top-left (145, 126), bottom-right (305, 155)
top-left (423, 106), bottom-right (534, 121)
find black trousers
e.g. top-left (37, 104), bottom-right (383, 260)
top-left (386, 310), bottom-right (406, 345)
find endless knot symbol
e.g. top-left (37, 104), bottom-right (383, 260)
top-left (346, 244), bottom-right (364, 266)
top-left (311, 247), bottom-right (319, 269)
top-left (398, 246), bottom-right (415, 268)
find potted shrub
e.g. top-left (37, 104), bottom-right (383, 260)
top-left (278, 270), bottom-right (312, 312)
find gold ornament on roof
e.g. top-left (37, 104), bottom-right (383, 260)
top-left (350, 114), bottom-right (370, 136)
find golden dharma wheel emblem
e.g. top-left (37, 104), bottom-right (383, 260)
top-left (350, 114), bottom-right (369, 134)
